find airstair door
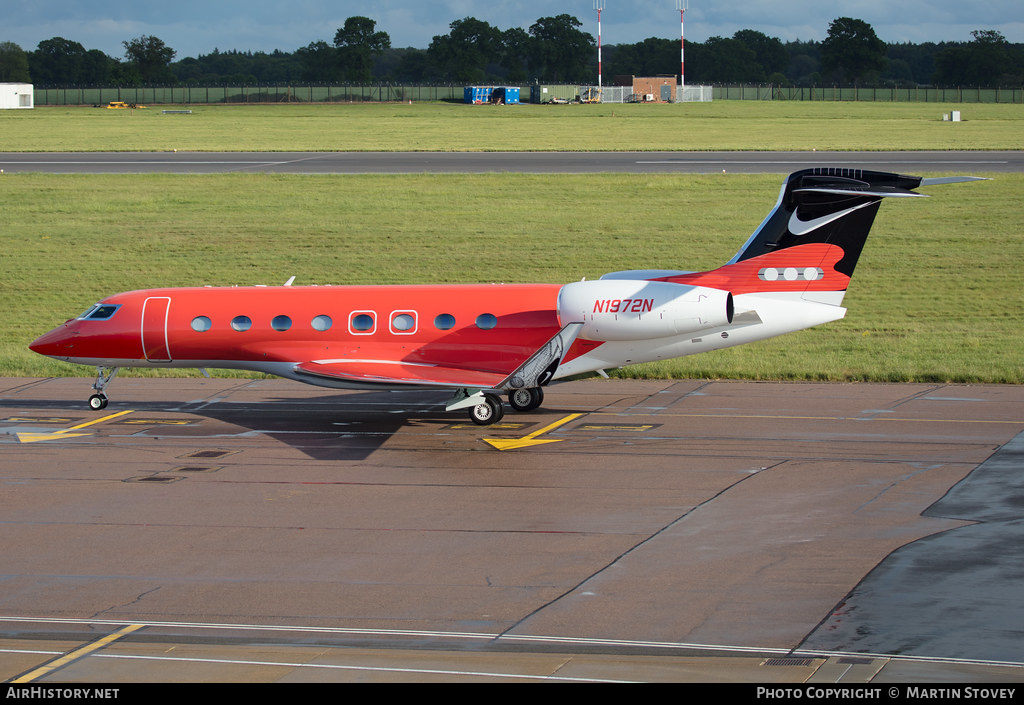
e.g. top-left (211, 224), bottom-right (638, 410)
top-left (142, 297), bottom-right (172, 362)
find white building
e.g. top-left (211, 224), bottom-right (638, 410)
top-left (0, 83), bottom-right (34, 109)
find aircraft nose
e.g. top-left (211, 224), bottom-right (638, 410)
top-left (29, 324), bottom-right (77, 358)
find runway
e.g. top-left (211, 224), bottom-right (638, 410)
top-left (1, 150), bottom-right (1022, 174)
top-left (3, 376), bottom-right (1024, 682)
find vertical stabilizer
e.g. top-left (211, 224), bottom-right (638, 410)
top-left (663, 168), bottom-right (932, 303)
top-left (728, 168), bottom-right (928, 277)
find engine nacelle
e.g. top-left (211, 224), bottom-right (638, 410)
top-left (557, 280), bottom-right (733, 342)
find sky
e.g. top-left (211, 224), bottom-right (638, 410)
top-left (6, 0), bottom-right (1023, 60)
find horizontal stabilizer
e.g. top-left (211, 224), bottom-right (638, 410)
top-left (920, 176), bottom-right (990, 186)
top-left (793, 185), bottom-right (928, 198)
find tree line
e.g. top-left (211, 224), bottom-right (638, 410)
top-left (1, 15), bottom-right (1021, 89)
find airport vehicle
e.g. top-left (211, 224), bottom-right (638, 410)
top-left (29, 168), bottom-right (979, 425)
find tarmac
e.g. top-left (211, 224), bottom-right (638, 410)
top-left (2, 376), bottom-right (1023, 683)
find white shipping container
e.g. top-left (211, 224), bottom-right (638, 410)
top-left (0, 83), bottom-right (34, 109)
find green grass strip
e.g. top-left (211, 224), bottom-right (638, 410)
top-left (2, 102), bottom-right (1022, 152)
top-left (6, 172), bottom-right (1020, 383)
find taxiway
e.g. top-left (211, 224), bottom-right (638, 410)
top-left (2, 376), bottom-right (1023, 682)
top-left (1, 150), bottom-right (1022, 174)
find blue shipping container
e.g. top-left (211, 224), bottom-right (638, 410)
top-left (464, 86), bottom-right (492, 103)
top-left (464, 86), bottom-right (520, 104)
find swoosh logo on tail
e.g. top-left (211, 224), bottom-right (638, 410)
top-left (788, 201), bottom-right (873, 235)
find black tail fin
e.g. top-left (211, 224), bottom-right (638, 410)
top-left (728, 168), bottom-right (928, 278)
top-left (661, 169), bottom-right (982, 301)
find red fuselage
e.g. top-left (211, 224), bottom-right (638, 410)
top-left (30, 284), bottom-right (567, 383)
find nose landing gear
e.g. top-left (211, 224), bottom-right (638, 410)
top-left (88, 366), bottom-right (120, 410)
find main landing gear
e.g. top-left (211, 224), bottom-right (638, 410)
top-left (88, 366), bottom-right (120, 410)
top-left (507, 386), bottom-right (543, 412)
top-left (462, 387), bottom-right (545, 426)
top-left (468, 393), bottom-right (505, 425)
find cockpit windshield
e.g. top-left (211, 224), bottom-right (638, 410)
top-left (78, 304), bottom-right (121, 321)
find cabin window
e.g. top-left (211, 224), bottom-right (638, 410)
top-left (390, 312), bottom-right (416, 334)
top-left (311, 314), bottom-right (332, 331)
top-left (349, 311), bottom-right (376, 334)
top-left (434, 313), bottom-right (456, 330)
top-left (231, 315), bottom-right (252, 332)
top-left (475, 313), bottom-right (497, 330)
top-left (191, 316), bottom-right (212, 332)
top-left (78, 304), bottom-right (121, 320)
top-left (272, 315), bottom-right (292, 331)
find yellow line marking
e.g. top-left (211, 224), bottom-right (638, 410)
top-left (485, 413), bottom-right (584, 451)
top-left (58, 410), bottom-right (134, 433)
top-left (3, 417), bottom-right (73, 424)
top-left (655, 412), bottom-right (1024, 425)
top-left (122, 419), bottom-right (191, 425)
top-left (579, 424), bottom-right (655, 432)
top-left (12, 623), bottom-right (145, 683)
top-left (17, 410), bottom-right (133, 444)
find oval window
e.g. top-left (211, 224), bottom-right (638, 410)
top-left (475, 313), bottom-right (497, 330)
top-left (351, 313), bottom-right (375, 333)
top-left (231, 315), bottom-right (252, 331)
top-left (191, 316), bottom-right (212, 332)
top-left (311, 314), bottom-right (332, 331)
top-left (434, 313), bottom-right (456, 330)
top-left (271, 315), bottom-right (292, 331)
top-left (391, 313), bottom-right (415, 332)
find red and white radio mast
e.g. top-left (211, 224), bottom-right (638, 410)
top-left (677, 0), bottom-right (687, 89)
top-left (594, 0), bottom-right (605, 89)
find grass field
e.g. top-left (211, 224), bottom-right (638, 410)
top-left (6, 171), bottom-right (1021, 383)
top-left (3, 101), bottom-right (1021, 383)
top-left (2, 101), bottom-right (1022, 152)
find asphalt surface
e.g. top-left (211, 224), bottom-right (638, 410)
top-left (1, 150), bottom-right (1022, 174)
top-left (3, 377), bottom-right (1024, 682)
top-left (3, 148), bottom-right (1022, 683)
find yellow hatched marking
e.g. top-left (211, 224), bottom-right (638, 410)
top-left (16, 410), bottom-right (133, 443)
top-left (12, 623), bottom-right (145, 682)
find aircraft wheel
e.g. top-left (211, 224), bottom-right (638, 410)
top-left (468, 394), bottom-right (504, 426)
top-left (88, 393), bottom-right (108, 410)
top-left (508, 387), bottom-right (543, 412)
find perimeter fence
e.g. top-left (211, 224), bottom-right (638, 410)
top-left (33, 84), bottom-right (457, 105)
top-left (721, 84), bottom-right (1024, 102)
top-left (31, 83), bottom-right (1024, 106)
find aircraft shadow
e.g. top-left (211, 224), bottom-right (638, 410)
top-left (2, 389), bottom-right (528, 461)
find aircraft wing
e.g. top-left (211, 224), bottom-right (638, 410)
top-left (292, 322), bottom-right (584, 392)
top-left (293, 359), bottom-right (509, 389)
